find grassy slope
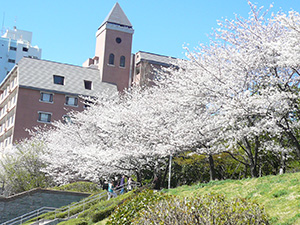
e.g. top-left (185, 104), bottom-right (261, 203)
top-left (25, 174), bottom-right (300, 224)
top-left (166, 172), bottom-right (300, 225)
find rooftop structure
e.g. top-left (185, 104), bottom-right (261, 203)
top-left (0, 27), bottom-right (41, 82)
top-left (133, 51), bottom-right (178, 86)
top-left (101, 2), bottom-right (132, 28)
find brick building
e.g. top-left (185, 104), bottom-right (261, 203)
top-left (0, 3), bottom-right (176, 149)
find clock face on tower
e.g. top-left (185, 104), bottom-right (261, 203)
top-left (116, 37), bottom-right (122, 44)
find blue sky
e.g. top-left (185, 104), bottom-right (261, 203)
top-left (1, 0), bottom-right (300, 66)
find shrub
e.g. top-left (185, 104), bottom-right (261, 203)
top-left (57, 218), bottom-right (88, 225)
top-left (91, 204), bottom-right (115, 222)
top-left (52, 181), bottom-right (101, 193)
top-left (107, 189), bottom-right (167, 225)
top-left (131, 193), bottom-right (269, 224)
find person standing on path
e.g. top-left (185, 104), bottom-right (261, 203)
top-left (119, 175), bottom-right (126, 194)
top-left (107, 180), bottom-right (117, 200)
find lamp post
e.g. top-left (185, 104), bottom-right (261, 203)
top-left (168, 153), bottom-right (172, 189)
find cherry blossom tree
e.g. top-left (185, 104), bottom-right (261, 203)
top-left (25, 2), bottom-right (300, 184)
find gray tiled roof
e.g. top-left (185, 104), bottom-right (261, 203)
top-left (137, 51), bottom-right (177, 66)
top-left (101, 3), bottom-right (132, 28)
top-left (18, 57), bottom-right (117, 96)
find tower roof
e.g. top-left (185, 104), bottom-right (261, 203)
top-left (100, 3), bottom-right (132, 28)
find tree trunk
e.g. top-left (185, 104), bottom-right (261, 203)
top-left (244, 137), bottom-right (259, 178)
top-left (285, 130), bottom-right (300, 158)
top-left (208, 154), bottom-right (216, 181)
top-left (250, 163), bottom-right (258, 178)
top-left (152, 160), bottom-right (162, 190)
top-left (135, 170), bottom-right (141, 184)
top-left (279, 152), bottom-right (286, 175)
top-left (162, 158), bottom-right (170, 188)
top-left (277, 120), bottom-right (300, 158)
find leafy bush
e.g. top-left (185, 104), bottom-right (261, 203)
top-left (52, 181), bottom-right (101, 193)
top-left (0, 140), bottom-right (53, 195)
top-left (76, 191), bottom-right (135, 223)
top-left (132, 193), bottom-right (269, 224)
top-left (91, 204), bottom-right (115, 222)
top-left (57, 218), bottom-right (88, 225)
top-left (107, 189), bottom-right (167, 225)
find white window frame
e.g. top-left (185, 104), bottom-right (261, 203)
top-left (38, 111), bottom-right (52, 123)
top-left (40, 92), bottom-right (54, 103)
top-left (65, 96), bottom-right (78, 107)
top-left (62, 115), bottom-right (72, 124)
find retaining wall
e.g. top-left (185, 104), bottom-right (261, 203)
top-left (0, 188), bottom-right (90, 223)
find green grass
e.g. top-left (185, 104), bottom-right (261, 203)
top-left (165, 172), bottom-right (300, 225)
top-left (25, 173), bottom-right (300, 224)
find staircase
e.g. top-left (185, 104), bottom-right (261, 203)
top-left (1, 181), bottom-right (140, 225)
top-left (1, 207), bottom-right (57, 225)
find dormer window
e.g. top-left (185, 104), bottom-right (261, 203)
top-left (53, 75), bottom-right (64, 85)
top-left (84, 80), bottom-right (92, 90)
top-left (109, 54), bottom-right (115, 65)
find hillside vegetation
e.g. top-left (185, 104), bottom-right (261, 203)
top-left (165, 172), bottom-right (300, 224)
top-left (25, 172), bottom-right (300, 224)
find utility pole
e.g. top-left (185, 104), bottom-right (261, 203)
top-left (168, 154), bottom-right (172, 189)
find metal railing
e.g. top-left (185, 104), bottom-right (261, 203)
top-left (1, 181), bottom-right (140, 225)
top-left (1, 207), bottom-right (57, 225)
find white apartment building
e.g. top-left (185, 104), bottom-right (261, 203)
top-left (0, 27), bottom-right (41, 82)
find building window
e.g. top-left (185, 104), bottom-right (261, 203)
top-left (10, 116), bottom-right (14, 125)
top-left (8, 59), bottom-right (15, 63)
top-left (109, 53), bottom-right (115, 65)
top-left (38, 112), bottom-right (51, 123)
top-left (65, 96), bottom-right (78, 106)
top-left (84, 80), bottom-right (92, 90)
top-left (23, 47), bottom-right (28, 52)
top-left (40, 92), bottom-right (53, 103)
top-left (63, 115), bottom-right (72, 124)
top-left (11, 79), bottom-right (14, 88)
top-left (120, 56), bottom-right (125, 67)
top-left (136, 66), bottom-right (140, 74)
top-left (116, 37), bottom-right (122, 44)
top-left (53, 75), bottom-right (64, 85)
top-left (9, 46), bottom-right (17, 51)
